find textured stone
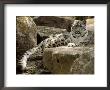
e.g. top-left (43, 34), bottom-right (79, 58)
top-left (86, 18), bottom-right (94, 31)
top-left (33, 16), bottom-right (73, 32)
top-left (43, 46), bottom-right (94, 74)
top-left (16, 16), bottom-right (38, 59)
top-left (16, 16), bottom-right (38, 73)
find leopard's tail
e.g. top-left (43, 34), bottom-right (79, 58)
top-left (17, 41), bottom-right (44, 74)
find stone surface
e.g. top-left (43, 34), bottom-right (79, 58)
top-left (16, 16), bottom-right (38, 60)
top-left (86, 18), bottom-right (94, 31)
top-left (36, 26), bottom-right (67, 36)
top-left (33, 16), bottom-right (73, 32)
top-left (43, 46), bottom-right (94, 74)
top-left (37, 33), bottom-right (49, 45)
top-left (16, 16), bottom-right (38, 73)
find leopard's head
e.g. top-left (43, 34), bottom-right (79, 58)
top-left (70, 20), bottom-right (88, 38)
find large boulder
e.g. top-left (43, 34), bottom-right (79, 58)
top-left (33, 16), bottom-right (73, 32)
top-left (16, 16), bottom-right (38, 73)
top-left (43, 46), bottom-right (94, 74)
top-left (16, 16), bottom-right (38, 59)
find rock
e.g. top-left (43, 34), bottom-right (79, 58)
top-left (16, 16), bottom-right (38, 73)
top-left (86, 18), bottom-right (94, 25)
top-left (36, 26), bottom-right (67, 36)
top-left (74, 16), bottom-right (94, 21)
top-left (70, 47), bottom-right (94, 74)
top-left (16, 16), bottom-right (38, 59)
top-left (33, 16), bottom-right (73, 32)
top-left (37, 33), bottom-right (49, 45)
top-left (86, 18), bottom-right (94, 31)
top-left (43, 46), bottom-right (94, 74)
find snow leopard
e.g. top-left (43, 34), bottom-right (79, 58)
top-left (17, 20), bottom-right (88, 73)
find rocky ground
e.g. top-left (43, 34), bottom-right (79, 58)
top-left (16, 16), bottom-right (94, 74)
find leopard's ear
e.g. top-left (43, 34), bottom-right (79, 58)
top-left (71, 20), bottom-right (83, 31)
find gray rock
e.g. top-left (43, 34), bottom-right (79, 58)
top-left (33, 16), bottom-right (73, 32)
top-left (43, 46), bottom-right (94, 74)
top-left (16, 16), bottom-right (38, 59)
top-left (16, 16), bottom-right (38, 74)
